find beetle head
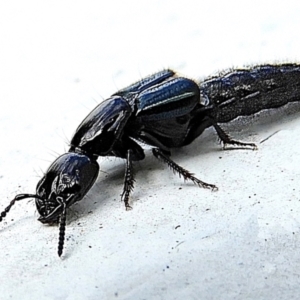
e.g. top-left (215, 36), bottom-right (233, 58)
top-left (36, 152), bottom-right (99, 224)
top-left (0, 152), bottom-right (99, 256)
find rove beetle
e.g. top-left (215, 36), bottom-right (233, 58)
top-left (1, 64), bottom-right (300, 256)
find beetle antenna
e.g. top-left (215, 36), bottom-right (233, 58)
top-left (0, 194), bottom-right (43, 222)
top-left (58, 204), bottom-right (67, 257)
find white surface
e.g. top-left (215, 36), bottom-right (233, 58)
top-left (1, 1), bottom-right (300, 299)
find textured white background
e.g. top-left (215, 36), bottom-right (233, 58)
top-left (1, 1), bottom-right (300, 299)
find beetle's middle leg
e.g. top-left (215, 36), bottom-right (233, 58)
top-left (121, 149), bottom-right (135, 210)
top-left (152, 148), bottom-right (218, 190)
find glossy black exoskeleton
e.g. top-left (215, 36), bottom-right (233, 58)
top-left (1, 64), bottom-right (300, 257)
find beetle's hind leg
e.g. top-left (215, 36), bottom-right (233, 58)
top-left (152, 148), bottom-right (218, 190)
top-left (213, 123), bottom-right (257, 150)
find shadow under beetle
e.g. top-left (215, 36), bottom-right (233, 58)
top-left (1, 64), bottom-right (300, 257)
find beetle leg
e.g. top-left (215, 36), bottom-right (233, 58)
top-left (121, 149), bottom-right (135, 210)
top-left (152, 148), bottom-right (218, 190)
top-left (212, 122), bottom-right (257, 150)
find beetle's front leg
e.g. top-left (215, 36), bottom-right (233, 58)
top-left (121, 149), bottom-right (135, 210)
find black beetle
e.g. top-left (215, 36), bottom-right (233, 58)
top-left (2, 64), bottom-right (300, 256)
